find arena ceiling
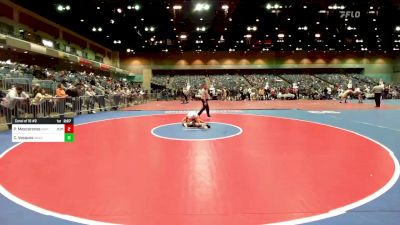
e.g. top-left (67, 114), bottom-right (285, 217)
top-left (10, 0), bottom-right (400, 54)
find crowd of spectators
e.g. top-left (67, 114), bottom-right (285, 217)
top-left (152, 73), bottom-right (400, 101)
top-left (171, 75), bottom-right (206, 90)
top-left (0, 60), bottom-right (149, 128)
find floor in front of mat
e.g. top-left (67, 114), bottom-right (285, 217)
top-left (0, 100), bottom-right (399, 225)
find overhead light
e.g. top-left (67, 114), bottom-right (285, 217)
top-left (396, 26), bottom-right (400, 31)
top-left (194, 3), bottom-right (211, 11)
top-left (278, 33), bottom-right (285, 38)
top-left (315, 33), bottom-right (321, 38)
top-left (92, 26), bottom-right (102, 32)
top-left (110, 19), bottom-right (115, 24)
top-left (298, 26), bottom-right (308, 30)
top-left (221, 5), bottom-right (229, 10)
top-left (328, 4), bottom-right (345, 10)
top-left (57, 4), bottom-right (70, 11)
top-left (134, 4), bottom-right (140, 10)
top-left (180, 34), bottom-right (188, 39)
top-left (127, 48), bottom-right (131, 53)
top-left (244, 34), bottom-right (252, 38)
top-left (196, 26), bottom-right (206, 32)
top-left (117, 8), bottom-right (122, 13)
top-left (80, 19), bottom-right (84, 22)
top-left (266, 3), bottom-right (281, 10)
top-left (247, 26), bottom-right (257, 31)
top-left (173, 5), bottom-right (182, 10)
top-left (97, 6), bottom-right (100, 10)
top-left (145, 26), bottom-right (155, 32)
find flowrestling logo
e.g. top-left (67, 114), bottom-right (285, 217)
top-left (340, 11), bottom-right (361, 19)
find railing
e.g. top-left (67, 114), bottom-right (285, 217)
top-left (2, 78), bottom-right (32, 93)
top-left (0, 94), bottom-right (149, 129)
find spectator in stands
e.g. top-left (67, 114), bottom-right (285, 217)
top-left (55, 84), bottom-right (68, 118)
top-left (1, 86), bottom-right (29, 129)
top-left (66, 84), bottom-right (83, 115)
top-left (32, 84), bottom-right (41, 98)
top-left (84, 86), bottom-right (97, 114)
top-left (182, 86), bottom-right (189, 104)
top-left (95, 85), bottom-right (106, 111)
top-left (31, 88), bottom-right (52, 118)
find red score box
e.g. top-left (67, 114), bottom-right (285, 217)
top-left (64, 124), bottom-right (74, 133)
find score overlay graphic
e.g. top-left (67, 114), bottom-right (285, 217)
top-left (12, 118), bottom-right (74, 143)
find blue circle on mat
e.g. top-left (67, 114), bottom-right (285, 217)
top-left (151, 122), bottom-right (242, 141)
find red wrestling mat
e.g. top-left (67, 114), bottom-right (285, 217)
top-left (123, 100), bottom-right (400, 111)
top-left (0, 114), bottom-right (397, 225)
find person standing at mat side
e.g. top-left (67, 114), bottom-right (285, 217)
top-left (198, 84), bottom-right (211, 117)
top-left (372, 84), bottom-right (384, 107)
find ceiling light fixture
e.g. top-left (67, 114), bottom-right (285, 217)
top-left (57, 4), bottom-right (71, 11)
top-left (173, 5), bottom-right (182, 10)
top-left (194, 3), bottom-right (211, 11)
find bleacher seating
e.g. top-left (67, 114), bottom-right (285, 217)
top-left (170, 75), bottom-right (206, 90)
top-left (209, 74), bottom-right (250, 91)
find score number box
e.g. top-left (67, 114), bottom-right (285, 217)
top-left (12, 118), bottom-right (74, 143)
